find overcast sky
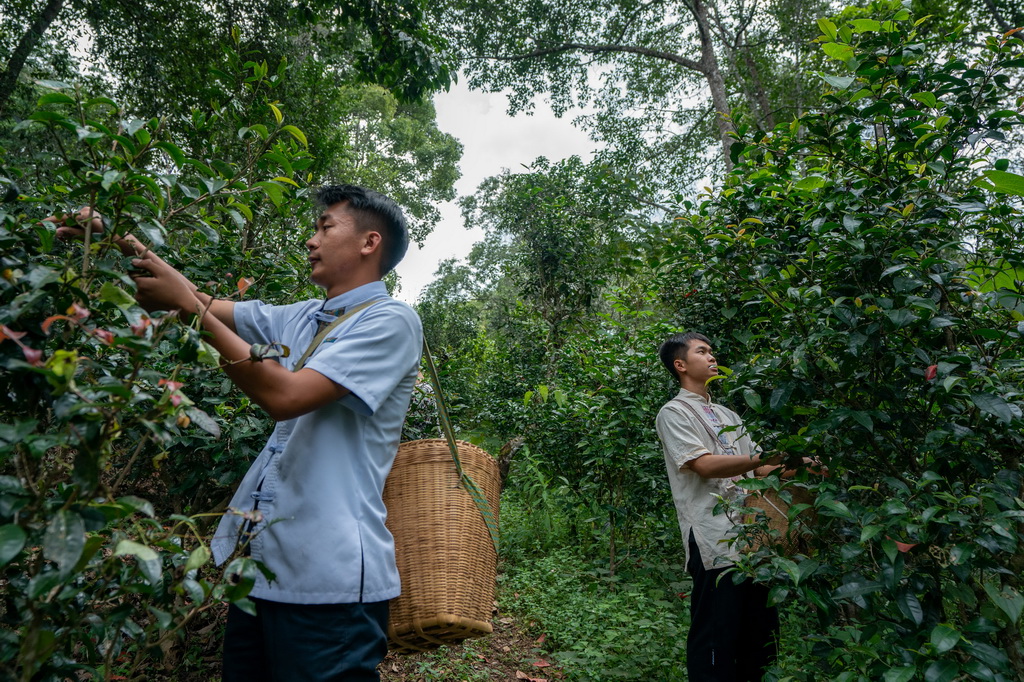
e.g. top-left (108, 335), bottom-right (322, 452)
top-left (391, 80), bottom-right (597, 303)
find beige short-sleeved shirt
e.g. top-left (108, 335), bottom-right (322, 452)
top-left (656, 388), bottom-right (761, 570)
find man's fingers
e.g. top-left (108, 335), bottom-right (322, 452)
top-left (130, 256), bottom-right (159, 276)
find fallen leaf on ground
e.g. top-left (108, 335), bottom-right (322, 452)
top-left (516, 672), bottom-right (547, 682)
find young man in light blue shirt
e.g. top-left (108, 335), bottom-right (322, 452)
top-left (60, 185), bottom-right (422, 680)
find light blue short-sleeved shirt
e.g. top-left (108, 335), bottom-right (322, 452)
top-left (211, 281), bottom-right (423, 604)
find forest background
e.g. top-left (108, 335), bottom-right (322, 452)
top-left (1, 0), bottom-right (1023, 680)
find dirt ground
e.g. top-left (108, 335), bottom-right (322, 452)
top-left (160, 606), bottom-right (563, 682)
top-left (379, 614), bottom-right (565, 682)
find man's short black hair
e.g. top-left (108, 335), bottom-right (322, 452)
top-left (316, 184), bottom-right (409, 276)
top-left (659, 332), bottom-right (712, 380)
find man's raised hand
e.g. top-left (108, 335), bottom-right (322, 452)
top-left (130, 253), bottom-right (200, 314)
top-left (46, 207), bottom-right (148, 258)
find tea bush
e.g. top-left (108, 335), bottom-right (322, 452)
top-left (0, 54), bottom-right (314, 680)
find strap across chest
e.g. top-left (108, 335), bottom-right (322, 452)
top-left (292, 298), bottom-right (383, 371)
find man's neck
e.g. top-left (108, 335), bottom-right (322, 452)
top-left (324, 275), bottom-right (380, 300)
top-left (679, 379), bottom-right (709, 400)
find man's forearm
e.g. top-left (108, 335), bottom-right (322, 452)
top-left (688, 452), bottom-right (779, 479)
top-left (187, 296), bottom-right (346, 421)
top-left (188, 298), bottom-right (296, 416)
top-left (194, 291), bottom-right (237, 332)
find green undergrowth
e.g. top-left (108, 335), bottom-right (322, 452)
top-left (498, 490), bottom-right (689, 680)
top-left (498, 489), bottom-right (843, 681)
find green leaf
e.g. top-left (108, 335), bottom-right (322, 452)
top-left (99, 281), bottom-right (136, 309)
top-left (793, 558), bottom-right (819, 586)
top-left (796, 176), bottom-right (826, 190)
top-left (882, 668), bottom-right (915, 682)
top-left (769, 383), bottom-right (793, 411)
top-left (849, 411), bottom-right (873, 432)
top-left (136, 220), bottom-right (167, 247)
top-left (823, 43), bottom-right (855, 62)
top-left (911, 92), bottom-right (938, 109)
top-left (254, 180), bottom-right (285, 207)
top-left (981, 170), bottom-right (1024, 196)
top-left (742, 389), bottom-right (762, 411)
top-left (0, 524), bottom-right (27, 566)
top-left (850, 19), bottom-right (882, 32)
top-left (983, 581), bottom-right (1024, 624)
top-left (85, 96), bottom-right (118, 109)
top-left (42, 509), bottom-right (85, 575)
top-left (148, 606), bottom-right (173, 630)
top-left (281, 125), bottom-right (307, 147)
top-left (198, 340), bottom-right (222, 367)
top-left (183, 545), bottom-right (211, 574)
top-left (896, 590), bottom-right (924, 625)
top-left (821, 74), bottom-right (856, 90)
top-left (117, 496), bottom-right (155, 518)
top-left (185, 407), bottom-right (221, 438)
top-left (156, 141), bottom-right (186, 168)
top-left (930, 624), bottom-right (960, 654)
top-left (886, 308), bottom-right (917, 328)
top-left (860, 525), bottom-right (883, 542)
top-left (817, 498), bottom-right (855, 521)
top-left (924, 661), bottom-right (959, 682)
top-left (962, 660), bottom-right (996, 682)
top-left (115, 539), bottom-right (159, 562)
top-left (817, 18), bottom-right (838, 41)
top-left (971, 393), bottom-right (1013, 423)
top-left (249, 343), bottom-right (289, 362)
top-left (962, 640), bottom-right (1010, 669)
top-left (38, 92), bottom-right (76, 106)
top-left (833, 579), bottom-right (882, 599)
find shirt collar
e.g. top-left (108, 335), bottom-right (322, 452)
top-left (321, 281), bottom-right (388, 313)
top-left (675, 386), bottom-right (713, 406)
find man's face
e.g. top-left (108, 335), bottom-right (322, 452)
top-left (678, 340), bottom-right (718, 384)
top-left (305, 202), bottom-right (372, 290)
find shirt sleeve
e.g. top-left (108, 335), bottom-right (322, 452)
top-left (304, 301), bottom-right (423, 416)
top-left (233, 299), bottom-right (312, 346)
top-left (656, 404), bottom-right (715, 470)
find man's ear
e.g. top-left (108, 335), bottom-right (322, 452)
top-left (360, 230), bottom-right (383, 256)
top-left (673, 357), bottom-right (686, 377)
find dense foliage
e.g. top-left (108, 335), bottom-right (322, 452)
top-left (3, 0), bottom-right (1024, 680)
top-left (426, 4), bottom-right (1024, 680)
top-left (697, 12), bottom-right (1024, 679)
top-left (0, 9), bottom-right (458, 676)
top-left (0, 57), bottom-right (327, 679)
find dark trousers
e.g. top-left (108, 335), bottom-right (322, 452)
top-left (222, 598), bottom-right (389, 682)
top-left (686, 531), bottom-right (779, 682)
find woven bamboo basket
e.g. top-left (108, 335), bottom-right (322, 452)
top-left (743, 487), bottom-right (816, 554)
top-left (383, 438), bottom-right (500, 653)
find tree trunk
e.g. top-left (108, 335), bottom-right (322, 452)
top-left (741, 45), bottom-right (775, 128)
top-left (689, 0), bottom-right (736, 170)
top-left (0, 0), bottom-right (68, 116)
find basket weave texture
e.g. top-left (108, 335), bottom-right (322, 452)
top-left (743, 487), bottom-right (816, 555)
top-left (383, 439), bottom-right (500, 653)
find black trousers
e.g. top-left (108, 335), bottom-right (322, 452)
top-left (686, 530), bottom-right (779, 681)
top-left (222, 598), bottom-right (389, 682)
